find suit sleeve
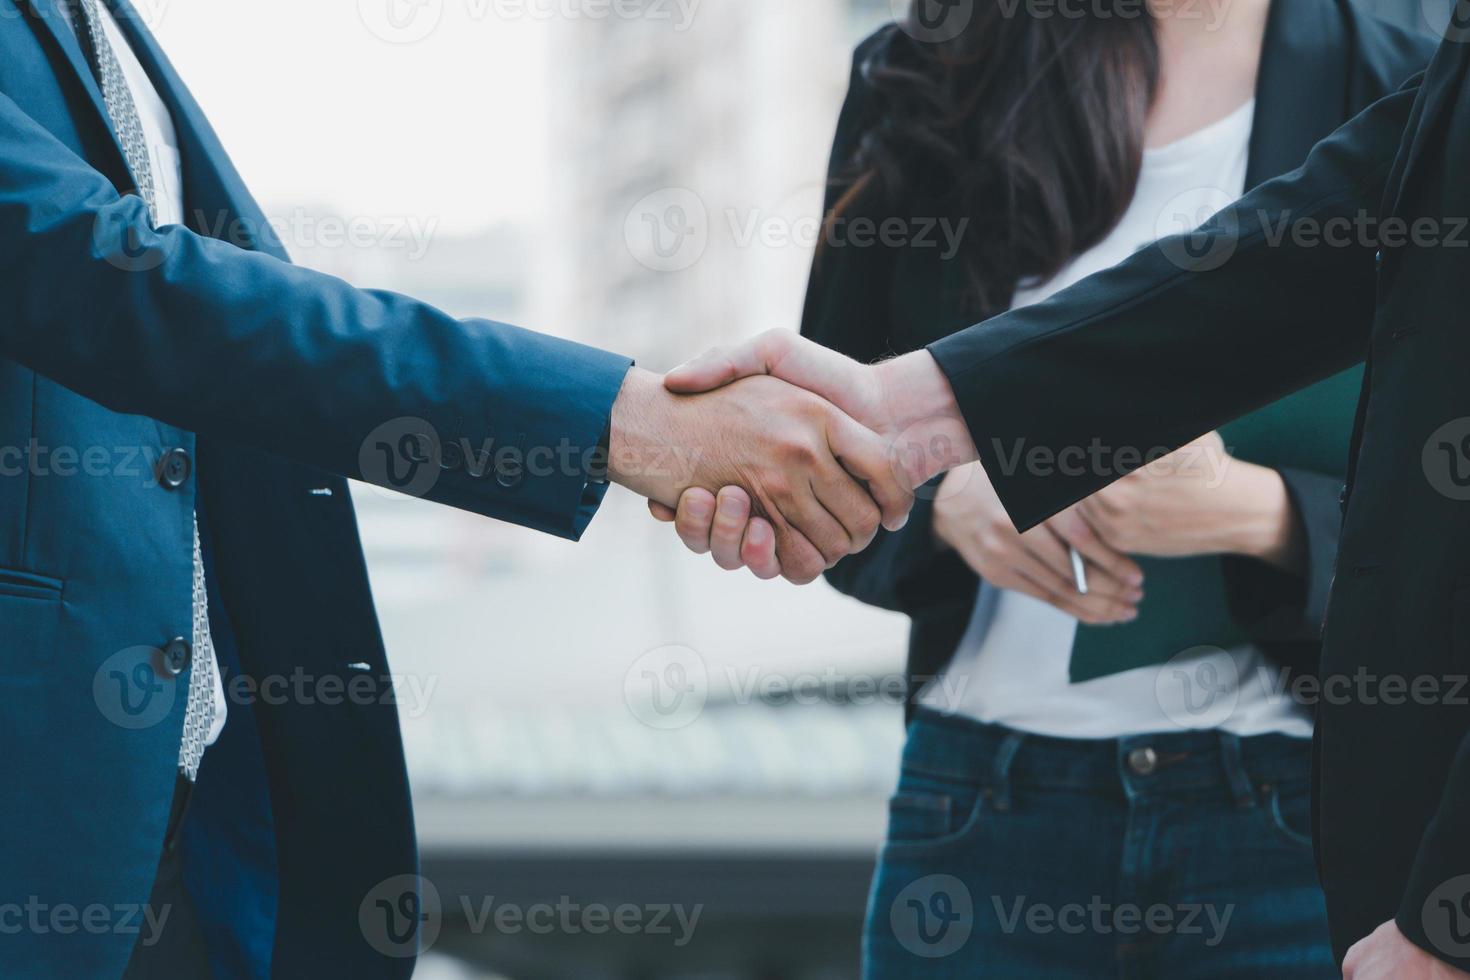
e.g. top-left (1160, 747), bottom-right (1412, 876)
top-left (803, 38), bottom-right (979, 615)
top-left (926, 73), bottom-right (1424, 531)
top-left (0, 91), bottom-right (631, 541)
top-left (1221, 467), bottom-right (1344, 642)
top-left (1399, 737), bottom-right (1470, 972)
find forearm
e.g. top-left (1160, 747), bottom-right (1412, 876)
top-left (921, 75), bottom-right (1419, 530)
top-left (2, 93), bottom-right (631, 539)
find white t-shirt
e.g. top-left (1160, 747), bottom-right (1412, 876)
top-left (919, 100), bottom-right (1313, 740)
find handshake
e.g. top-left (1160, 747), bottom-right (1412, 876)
top-left (607, 330), bottom-right (978, 584)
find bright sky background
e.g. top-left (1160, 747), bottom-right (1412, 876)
top-left (149, 0), bottom-right (553, 232)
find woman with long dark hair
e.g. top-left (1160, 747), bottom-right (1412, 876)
top-left (656, 0), bottom-right (1433, 975)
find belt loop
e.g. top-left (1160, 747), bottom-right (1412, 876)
top-left (988, 732), bottom-right (1026, 812)
top-left (1217, 732), bottom-right (1256, 810)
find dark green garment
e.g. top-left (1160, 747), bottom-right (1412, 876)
top-left (1068, 366), bottom-right (1362, 681)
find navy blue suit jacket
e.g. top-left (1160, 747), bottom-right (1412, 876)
top-left (0, 2), bottom-right (631, 977)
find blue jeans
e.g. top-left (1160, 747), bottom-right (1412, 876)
top-left (863, 711), bottom-right (1334, 979)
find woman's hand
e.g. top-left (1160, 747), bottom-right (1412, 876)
top-left (1075, 432), bottom-right (1305, 571)
top-left (649, 488), bottom-right (784, 581)
top-left (933, 462), bottom-right (1144, 625)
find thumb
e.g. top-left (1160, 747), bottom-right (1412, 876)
top-left (663, 345), bottom-right (752, 393)
top-left (666, 331), bottom-right (867, 418)
top-left (663, 330), bottom-right (801, 394)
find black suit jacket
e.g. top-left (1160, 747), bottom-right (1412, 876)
top-left (921, 7), bottom-right (1470, 973)
top-left (806, 2), bottom-right (1432, 714)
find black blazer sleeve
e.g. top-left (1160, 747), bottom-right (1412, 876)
top-left (926, 73), bottom-right (1423, 530)
top-left (1221, 466), bottom-right (1346, 642)
top-left (802, 36), bottom-right (979, 616)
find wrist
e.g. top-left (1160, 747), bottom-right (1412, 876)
top-left (1223, 462), bottom-right (1304, 571)
top-left (607, 367), bottom-right (682, 506)
top-left (874, 351), bottom-right (978, 488)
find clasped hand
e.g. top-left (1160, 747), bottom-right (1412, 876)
top-left (610, 330), bottom-right (974, 584)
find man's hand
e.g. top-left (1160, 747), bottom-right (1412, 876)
top-left (609, 367), bottom-right (910, 584)
top-left (665, 330), bottom-right (979, 489)
top-left (931, 462), bottom-right (1143, 624)
top-left (647, 330), bottom-right (980, 582)
top-left (1343, 921), bottom-right (1470, 979)
top-left (656, 459), bottom-right (1147, 616)
top-left (1075, 432), bottom-right (1305, 571)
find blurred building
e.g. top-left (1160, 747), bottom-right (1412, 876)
top-left (534, 0), bottom-right (892, 367)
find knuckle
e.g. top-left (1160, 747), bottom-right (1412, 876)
top-left (784, 438), bottom-right (819, 468)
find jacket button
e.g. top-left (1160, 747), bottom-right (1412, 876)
top-left (439, 440), bottom-right (464, 471)
top-left (1375, 250), bottom-right (1384, 273)
top-left (158, 448), bottom-right (192, 489)
top-left (160, 637), bottom-right (192, 677)
top-left (1127, 747), bottom-right (1159, 776)
top-left (1339, 484), bottom-right (1350, 516)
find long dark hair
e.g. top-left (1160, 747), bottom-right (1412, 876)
top-left (830, 0), bottom-right (1161, 318)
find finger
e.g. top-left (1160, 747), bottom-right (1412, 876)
top-left (1012, 560), bottom-right (1139, 625)
top-left (827, 411), bottom-right (913, 531)
top-left (1045, 521), bottom-right (1144, 604)
top-left (672, 488), bottom-right (718, 556)
top-left (1024, 524), bottom-right (1087, 586)
top-left (710, 487), bottom-right (753, 571)
top-left (649, 500), bottom-right (676, 522)
top-left (1050, 510), bottom-right (1145, 589)
top-left (665, 329), bottom-right (860, 401)
top-left (772, 520), bottom-right (828, 585)
top-left (1008, 539), bottom-right (1138, 624)
top-left (741, 518), bottom-right (781, 580)
top-left (786, 482), bottom-right (854, 568)
top-left (811, 465), bottom-right (882, 556)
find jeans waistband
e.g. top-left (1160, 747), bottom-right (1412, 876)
top-left (902, 709), bottom-right (1312, 809)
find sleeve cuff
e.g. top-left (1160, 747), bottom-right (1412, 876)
top-left (1221, 467), bottom-right (1342, 642)
top-left (420, 328), bottom-right (634, 541)
top-left (1394, 732), bottom-right (1470, 972)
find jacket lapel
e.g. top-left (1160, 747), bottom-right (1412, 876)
top-left (1384, 34), bottom-right (1468, 221)
top-left (1244, 0), bottom-right (1351, 190)
top-left (24, 0), bottom-right (130, 175)
top-left (102, 0), bottom-right (291, 260)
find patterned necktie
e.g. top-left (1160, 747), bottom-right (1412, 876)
top-left (73, 0), bottom-right (217, 780)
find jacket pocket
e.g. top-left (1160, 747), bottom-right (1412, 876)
top-left (0, 568), bottom-right (62, 676)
